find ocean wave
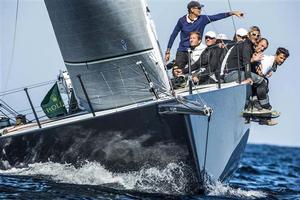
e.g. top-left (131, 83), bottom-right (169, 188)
top-left (206, 180), bottom-right (267, 199)
top-left (0, 161), bottom-right (270, 199)
top-left (0, 161), bottom-right (195, 194)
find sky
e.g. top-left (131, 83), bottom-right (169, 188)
top-left (0, 0), bottom-right (299, 147)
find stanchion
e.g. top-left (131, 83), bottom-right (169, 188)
top-left (77, 75), bottom-right (96, 117)
top-left (24, 88), bottom-right (41, 128)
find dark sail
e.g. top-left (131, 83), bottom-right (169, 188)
top-left (44, 0), bottom-right (170, 111)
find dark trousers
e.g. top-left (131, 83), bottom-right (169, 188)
top-left (253, 78), bottom-right (271, 109)
top-left (224, 70), bottom-right (270, 108)
top-left (175, 51), bottom-right (188, 69)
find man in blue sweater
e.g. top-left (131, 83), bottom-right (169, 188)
top-left (165, 1), bottom-right (244, 69)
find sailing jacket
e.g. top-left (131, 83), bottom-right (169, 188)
top-left (183, 44), bottom-right (225, 81)
top-left (225, 38), bottom-right (254, 78)
top-left (167, 13), bottom-right (231, 52)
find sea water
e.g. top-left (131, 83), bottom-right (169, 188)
top-left (0, 144), bottom-right (299, 200)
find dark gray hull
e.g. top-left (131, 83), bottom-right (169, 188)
top-left (1, 102), bottom-right (194, 171)
top-left (0, 83), bottom-right (250, 194)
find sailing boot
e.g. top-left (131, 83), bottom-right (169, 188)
top-left (261, 103), bottom-right (281, 118)
top-left (259, 119), bottom-right (278, 126)
top-left (251, 100), bottom-right (272, 114)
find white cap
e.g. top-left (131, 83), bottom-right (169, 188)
top-left (236, 28), bottom-right (248, 37)
top-left (216, 33), bottom-right (228, 40)
top-left (205, 31), bottom-right (217, 38)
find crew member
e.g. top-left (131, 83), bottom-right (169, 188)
top-left (165, 1), bottom-right (244, 70)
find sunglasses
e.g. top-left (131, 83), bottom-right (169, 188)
top-left (237, 35), bottom-right (247, 39)
top-left (205, 36), bottom-right (215, 40)
top-left (193, 7), bottom-right (202, 10)
top-left (251, 32), bottom-right (261, 38)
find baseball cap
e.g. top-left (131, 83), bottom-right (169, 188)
top-left (205, 31), bottom-right (217, 38)
top-left (217, 33), bottom-right (228, 40)
top-left (236, 28), bottom-right (248, 37)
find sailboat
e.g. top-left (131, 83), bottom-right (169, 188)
top-left (0, 0), bottom-right (250, 194)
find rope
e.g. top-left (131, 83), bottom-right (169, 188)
top-left (3, 0), bottom-right (20, 91)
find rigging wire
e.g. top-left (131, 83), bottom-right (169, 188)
top-left (3, 0), bottom-right (20, 91)
top-left (0, 99), bottom-right (19, 116)
top-left (227, 0), bottom-right (238, 33)
top-left (202, 9), bottom-right (219, 35)
top-left (202, 0), bottom-right (240, 34)
top-left (0, 110), bottom-right (16, 122)
top-left (0, 79), bottom-right (56, 97)
top-left (202, 8), bottom-right (229, 52)
top-left (227, 0), bottom-right (242, 83)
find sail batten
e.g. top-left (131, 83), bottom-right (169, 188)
top-left (64, 48), bottom-right (154, 65)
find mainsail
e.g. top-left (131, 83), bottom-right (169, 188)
top-left (44, 0), bottom-right (170, 111)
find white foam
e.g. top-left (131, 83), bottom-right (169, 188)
top-left (206, 180), bottom-right (267, 199)
top-left (0, 161), bottom-right (190, 194)
top-left (0, 162), bottom-right (268, 197)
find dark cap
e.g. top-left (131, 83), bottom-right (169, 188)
top-left (187, 1), bottom-right (204, 10)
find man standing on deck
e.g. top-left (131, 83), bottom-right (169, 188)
top-left (165, 1), bottom-right (244, 69)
